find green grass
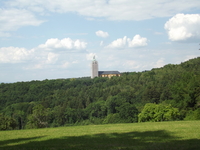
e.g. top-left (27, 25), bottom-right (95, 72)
top-left (0, 121), bottom-right (200, 150)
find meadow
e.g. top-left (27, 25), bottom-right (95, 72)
top-left (0, 121), bottom-right (200, 150)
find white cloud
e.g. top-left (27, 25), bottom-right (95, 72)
top-left (106, 35), bottom-right (147, 49)
top-left (38, 38), bottom-right (87, 50)
top-left (0, 8), bottom-right (45, 37)
top-left (123, 60), bottom-right (140, 70)
top-left (61, 60), bottom-right (79, 69)
top-left (128, 35), bottom-right (148, 47)
top-left (46, 52), bottom-right (58, 64)
top-left (154, 58), bottom-right (165, 68)
top-left (154, 32), bottom-right (163, 35)
top-left (95, 30), bottom-right (109, 38)
top-left (184, 55), bottom-right (198, 61)
top-left (107, 36), bottom-right (127, 49)
top-left (5, 0), bottom-right (200, 21)
top-left (61, 61), bottom-right (70, 68)
top-left (0, 46), bottom-right (57, 69)
top-left (100, 41), bottom-right (104, 46)
top-left (0, 47), bottom-right (34, 63)
top-left (165, 14), bottom-right (200, 42)
top-left (0, 38), bottom-right (88, 65)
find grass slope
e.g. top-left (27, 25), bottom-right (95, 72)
top-left (0, 121), bottom-right (200, 150)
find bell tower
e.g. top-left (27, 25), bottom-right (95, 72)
top-left (91, 56), bottom-right (98, 78)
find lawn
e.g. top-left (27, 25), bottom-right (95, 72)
top-left (0, 121), bottom-right (200, 150)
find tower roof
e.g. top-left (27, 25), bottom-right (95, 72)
top-left (92, 55), bottom-right (98, 63)
top-left (92, 55), bottom-right (96, 61)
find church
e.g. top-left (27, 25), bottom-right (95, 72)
top-left (91, 56), bottom-right (121, 78)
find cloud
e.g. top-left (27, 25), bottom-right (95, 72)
top-left (107, 36), bottom-right (127, 49)
top-left (184, 55), bottom-right (198, 61)
top-left (154, 58), bottom-right (165, 68)
top-left (0, 37), bottom-right (88, 65)
top-left (38, 38), bottom-right (87, 50)
top-left (100, 41), bottom-right (104, 46)
top-left (128, 35), bottom-right (148, 47)
top-left (61, 61), bottom-right (70, 68)
top-left (165, 14), bottom-right (200, 42)
top-left (106, 35), bottom-right (147, 49)
top-left (0, 8), bottom-right (45, 37)
top-left (0, 46), bottom-right (57, 68)
top-left (122, 60), bottom-right (140, 70)
top-left (60, 60), bottom-right (79, 69)
top-left (46, 52), bottom-right (58, 64)
top-left (5, 0), bottom-right (200, 21)
top-left (154, 32), bottom-right (163, 35)
top-left (95, 30), bottom-right (109, 38)
top-left (0, 47), bottom-right (34, 63)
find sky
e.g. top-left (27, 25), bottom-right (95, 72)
top-left (0, 0), bottom-right (200, 83)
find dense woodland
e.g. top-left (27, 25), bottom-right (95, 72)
top-left (0, 57), bottom-right (200, 130)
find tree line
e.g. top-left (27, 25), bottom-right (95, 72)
top-left (0, 57), bottom-right (200, 130)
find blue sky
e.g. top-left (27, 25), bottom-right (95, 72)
top-left (0, 0), bottom-right (200, 82)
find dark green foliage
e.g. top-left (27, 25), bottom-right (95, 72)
top-left (0, 57), bottom-right (200, 129)
top-left (86, 100), bottom-right (107, 118)
top-left (26, 104), bottom-right (50, 129)
top-left (184, 108), bottom-right (200, 120)
top-left (103, 113), bottom-right (121, 123)
top-left (0, 113), bottom-right (17, 130)
top-left (116, 103), bottom-right (138, 123)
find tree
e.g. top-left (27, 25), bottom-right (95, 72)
top-left (86, 100), bottom-right (107, 119)
top-left (26, 104), bottom-right (50, 129)
top-left (51, 105), bottom-right (66, 127)
top-left (14, 110), bottom-right (25, 129)
top-left (106, 96), bottom-right (126, 114)
top-left (116, 103), bottom-right (138, 123)
top-left (0, 113), bottom-right (17, 130)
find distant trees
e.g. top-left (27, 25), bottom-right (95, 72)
top-left (0, 57), bottom-right (200, 130)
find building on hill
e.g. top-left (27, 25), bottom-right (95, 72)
top-left (91, 56), bottom-right (121, 78)
top-left (98, 71), bottom-right (121, 78)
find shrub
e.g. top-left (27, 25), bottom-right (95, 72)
top-left (138, 103), bottom-right (180, 122)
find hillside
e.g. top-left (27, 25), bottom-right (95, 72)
top-left (0, 57), bottom-right (200, 130)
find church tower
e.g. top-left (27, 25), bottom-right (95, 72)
top-left (91, 56), bottom-right (98, 78)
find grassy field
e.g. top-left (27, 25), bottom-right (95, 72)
top-left (0, 121), bottom-right (200, 150)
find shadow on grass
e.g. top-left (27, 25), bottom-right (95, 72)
top-left (0, 136), bottom-right (46, 148)
top-left (0, 130), bottom-right (199, 150)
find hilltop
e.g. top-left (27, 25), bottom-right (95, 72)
top-left (0, 57), bottom-right (200, 130)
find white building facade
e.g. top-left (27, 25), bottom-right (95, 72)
top-left (91, 56), bottom-right (98, 78)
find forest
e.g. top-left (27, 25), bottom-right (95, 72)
top-left (0, 57), bottom-right (200, 130)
